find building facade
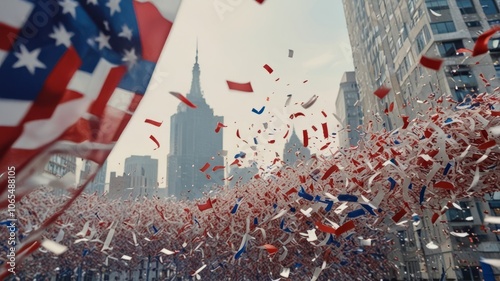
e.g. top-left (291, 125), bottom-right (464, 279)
top-left (124, 155), bottom-right (158, 197)
top-left (335, 71), bottom-right (364, 148)
top-left (108, 171), bottom-right (131, 199)
top-left (79, 159), bottom-right (107, 194)
top-left (44, 154), bottom-right (77, 195)
top-left (343, 1), bottom-right (500, 279)
top-left (167, 47), bottom-right (224, 200)
top-left (343, 0), bottom-right (500, 132)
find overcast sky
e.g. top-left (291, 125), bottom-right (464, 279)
top-left (104, 0), bottom-right (354, 186)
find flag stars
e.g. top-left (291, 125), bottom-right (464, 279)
top-left (106, 0), bottom-right (121, 16)
top-left (13, 45), bottom-right (46, 75)
top-left (95, 32), bottom-right (111, 50)
top-left (49, 24), bottom-right (74, 48)
top-left (122, 48), bottom-right (138, 67)
top-left (118, 24), bottom-right (133, 41)
top-left (59, 0), bottom-right (79, 18)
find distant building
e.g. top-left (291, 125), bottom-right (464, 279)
top-left (167, 45), bottom-right (224, 200)
top-left (124, 155), bottom-right (158, 197)
top-left (79, 160), bottom-right (107, 194)
top-left (44, 154), bottom-right (76, 178)
top-left (282, 129), bottom-right (310, 166)
top-left (335, 71), bottom-right (363, 148)
top-left (109, 171), bottom-right (131, 199)
top-left (227, 162), bottom-right (258, 188)
top-left (44, 154), bottom-right (76, 195)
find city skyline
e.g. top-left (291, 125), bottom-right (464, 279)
top-left (104, 0), bottom-right (354, 187)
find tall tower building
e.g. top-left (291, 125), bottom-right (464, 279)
top-left (343, 0), bottom-right (500, 132)
top-left (282, 129), bottom-right (311, 166)
top-left (343, 1), bottom-right (500, 280)
top-left (335, 71), bottom-right (363, 148)
top-left (167, 46), bottom-right (224, 200)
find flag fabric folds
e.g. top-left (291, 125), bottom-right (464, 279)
top-left (0, 0), bottom-right (180, 186)
top-left (0, 0), bottom-right (180, 268)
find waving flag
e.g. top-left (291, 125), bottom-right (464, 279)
top-left (0, 0), bottom-right (180, 182)
top-left (0, 0), bottom-right (180, 271)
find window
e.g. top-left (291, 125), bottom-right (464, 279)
top-left (480, 0), bottom-right (499, 15)
top-left (456, 0), bottom-right (476, 14)
top-left (447, 201), bottom-right (472, 222)
top-left (425, 0), bottom-right (449, 10)
top-left (489, 19), bottom-right (500, 26)
top-left (466, 21), bottom-right (481, 27)
top-left (431, 21), bottom-right (456, 34)
top-left (489, 38), bottom-right (500, 51)
top-left (416, 26), bottom-right (431, 53)
top-left (438, 40), bottom-right (465, 56)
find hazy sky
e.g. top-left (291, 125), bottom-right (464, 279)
top-left (105, 0), bottom-right (354, 186)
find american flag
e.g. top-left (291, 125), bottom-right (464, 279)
top-left (0, 0), bottom-right (180, 183)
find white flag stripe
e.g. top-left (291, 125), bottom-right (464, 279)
top-left (13, 97), bottom-right (93, 149)
top-left (0, 0), bottom-right (34, 29)
top-left (0, 98), bottom-right (32, 126)
top-left (67, 59), bottom-right (115, 100)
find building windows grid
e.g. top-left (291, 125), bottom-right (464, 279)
top-left (438, 40), bottom-right (465, 57)
top-left (480, 0), bottom-right (499, 15)
top-left (425, 0), bottom-right (450, 10)
top-left (431, 21), bottom-right (457, 34)
top-left (456, 0), bottom-right (476, 14)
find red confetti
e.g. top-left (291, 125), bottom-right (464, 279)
top-left (478, 139), bottom-right (496, 150)
top-left (289, 112), bottom-right (306, 119)
top-left (144, 118), bottom-right (162, 127)
top-left (236, 129), bottom-right (241, 139)
top-left (322, 123), bottom-right (328, 138)
top-left (320, 142), bottom-right (331, 150)
top-left (282, 130), bottom-right (289, 139)
top-left (275, 78), bottom-right (280, 82)
top-left (311, 125), bottom-right (318, 131)
top-left (456, 48), bottom-right (472, 54)
top-left (321, 165), bottom-right (339, 180)
top-left (335, 220), bottom-right (355, 236)
top-left (260, 244), bottom-right (278, 255)
top-left (302, 130), bottom-right (308, 147)
top-left (473, 25), bottom-right (500, 56)
top-left (255, 0), bottom-right (264, 3)
top-left (169, 91), bottom-right (197, 108)
top-left (392, 209), bottom-right (407, 223)
top-left (388, 102), bottom-right (394, 113)
top-left (431, 213), bottom-right (440, 224)
top-left (197, 199), bottom-right (213, 211)
top-left (200, 162), bottom-right (210, 173)
top-left (401, 115), bottom-right (410, 129)
top-left (420, 55), bottom-right (443, 71)
top-left (226, 81), bottom-right (254, 92)
top-left (215, 122), bottom-right (227, 133)
top-left (263, 64), bottom-right (273, 74)
top-left (303, 80), bottom-right (308, 83)
top-left (373, 86), bottom-right (391, 99)
top-left (315, 221), bottom-right (336, 234)
top-left (321, 111), bottom-right (327, 117)
top-left (149, 135), bottom-right (160, 150)
top-left (434, 181), bottom-right (455, 190)
top-left (212, 165), bottom-right (225, 172)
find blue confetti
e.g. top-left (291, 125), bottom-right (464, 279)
top-left (443, 162), bottom-right (453, 175)
top-left (419, 185), bottom-right (427, 205)
top-left (254, 217), bottom-right (258, 225)
top-left (361, 204), bottom-right (377, 216)
top-left (347, 208), bottom-right (366, 218)
top-left (337, 194), bottom-right (358, 202)
top-left (298, 186), bottom-right (314, 201)
top-left (388, 177), bottom-right (397, 190)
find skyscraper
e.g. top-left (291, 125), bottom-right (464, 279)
top-left (167, 46), bottom-right (224, 200)
top-left (335, 71), bottom-right (363, 148)
top-left (343, 0), bottom-right (500, 131)
top-left (282, 129), bottom-right (311, 166)
top-left (343, 1), bottom-right (500, 279)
